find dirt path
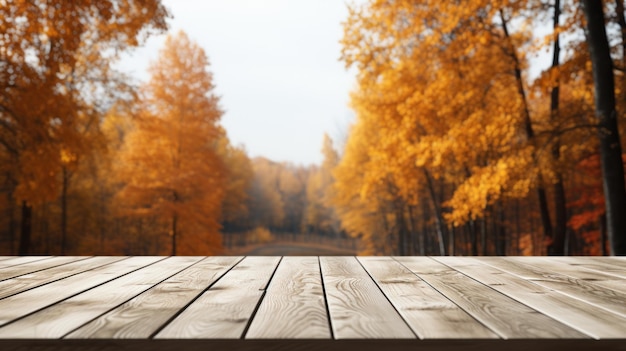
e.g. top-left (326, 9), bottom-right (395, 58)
top-left (228, 241), bottom-right (357, 256)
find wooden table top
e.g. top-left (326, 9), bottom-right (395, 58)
top-left (0, 256), bottom-right (625, 351)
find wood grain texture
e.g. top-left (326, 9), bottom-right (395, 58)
top-left (487, 257), bottom-right (626, 282)
top-left (532, 257), bottom-right (626, 293)
top-left (396, 257), bottom-right (585, 339)
top-left (358, 256), bottom-right (497, 339)
top-left (65, 256), bottom-right (242, 339)
top-left (481, 257), bottom-right (626, 292)
top-left (155, 256), bottom-right (281, 339)
top-left (0, 256), bottom-right (127, 300)
top-left (245, 257), bottom-right (330, 339)
top-left (0, 257), bottom-right (202, 338)
top-left (320, 256), bottom-right (415, 339)
top-left (0, 256), bottom-right (625, 345)
top-left (0, 256), bottom-right (52, 270)
top-left (0, 256), bottom-right (89, 281)
top-left (592, 256), bottom-right (626, 266)
top-left (477, 257), bottom-right (626, 318)
top-left (0, 256), bottom-right (163, 326)
top-left (438, 257), bottom-right (626, 339)
top-left (552, 257), bottom-right (626, 280)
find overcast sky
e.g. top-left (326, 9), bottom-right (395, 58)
top-left (117, 0), bottom-right (360, 166)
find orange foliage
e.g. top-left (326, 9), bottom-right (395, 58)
top-left (566, 154), bottom-right (612, 255)
top-left (116, 31), bottom-right (226, 255)
top-left (0, 0), bottom-right (169, 206)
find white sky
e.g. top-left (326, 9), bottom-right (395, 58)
top-left (117, 0), bottom-right (360, 166)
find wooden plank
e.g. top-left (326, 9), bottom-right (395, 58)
top-left (491, 257), bottom-right (624, 279)
top-left (0, 256), bottom-right (163, 326)
top-left (583, 256), bottom-right (626, 265)
top-left (586, 279), bottom-right (626, 294)
top-left (320, 256), bottom-right (415, 339)
top-left (65, 256), bottom-right (242, 339)
top-left (555, 257), bottom-right (626, 280)
top-left (245, 257), bottom-right (330, 339)
top-left (482, 257), bottom-right (626, 293)
top-left (0, 257), bottom-right (202, 338)
top-left (358, 256), bottom-right (497, 339)
top-left (396, 257), bottom-right (585, 339)
top-left (437, 257), bottom-right (626, 339)
top-left (0, 256), bottom-right (52, 270)
top-left (0, 256), bottom-right (127, 300)
top-left (563, 257), bottom-right (626, 291)
top-left (496, 257), bottom-right (626, 284)
top-left (0, 256), bottom-right (90, 281)
top-left (477, 257), bottom-right (626, 318)
top-left (155, 256), bottom-right (281, 339)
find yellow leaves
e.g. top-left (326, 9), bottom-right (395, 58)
top-left (478, 32), bottom-right (489, 46)
top-left (444, 147), bottom-right (535, 226)
top-left (334, 0), bottom-right (607, 254)
top-left (60, 148), bottom-right (77, 165)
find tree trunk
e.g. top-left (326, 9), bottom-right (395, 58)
top-left (500, 9), bottom-right (554, 249)
top-left (61, 167), bottom-right (69, 255)
top-left (8, 190), bottom-right (16, 255)
top-left (582, 0), bottom-right (626, 255)
top-left (448, 224), bottom-right (455, 256)
top-left (514, 198), bottom-right (521, 255)
top-left (423, 168), bottom-right (446, 255)
top-left (394, 199), bottom-right (408, 255)
top-left (42, 203), bottom-right (50, 254)
top-left (548, 0), bottom-right (568, 256)
top-left (550, 174), bottom-right (567, 255)
top-left (494, 203), bottom-right (506, 256)
top-left (407, 205), bottom-right (417, 256)
top-left (420, 201), bottom-right (428, 256)
top-left (615, 0), bottom-right (626, 70)
top-left (600, 213), bottom-right (607, 256)
top-left (480, 215), bottom-right (487, 256)
top-left (18, 201), bottom-right (32, 255)
top-left (463, 221), bottom-right (471, 255)
top-left (99, 184), bottom-right (107, 254)
top-left (468, 219), bottom-right (478, 256)
top-left (171, 213), bottom-right (178, 256)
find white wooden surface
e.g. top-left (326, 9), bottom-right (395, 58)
top-left (0, 256), bottom-right (624, 343)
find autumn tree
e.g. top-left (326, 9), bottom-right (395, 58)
top-left (546, 0), bottom-right (567, 255)
top-left (246, 158), bottom-right (286, 230)
top-left (337, 0), bottom-right (623, 256)
top-left (277, 164), bottom-right (308, 235)
top-left (304, 134), bottom-right (341, 236)
top-left (117, 31), bottom-right (226, 255)
top-left (0, 0), bottom-right (169, 254)
top-left (219, 139), bottom-right (254, 233)
top-left (339, 0), bottom-right (529, 254)
top-left (581, 0), bottom-right (626, 255)
top-left (332, 116), bottom-right (402, 255)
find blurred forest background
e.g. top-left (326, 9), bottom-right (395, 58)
top-left (2, 0), bottom-right (626, 256)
